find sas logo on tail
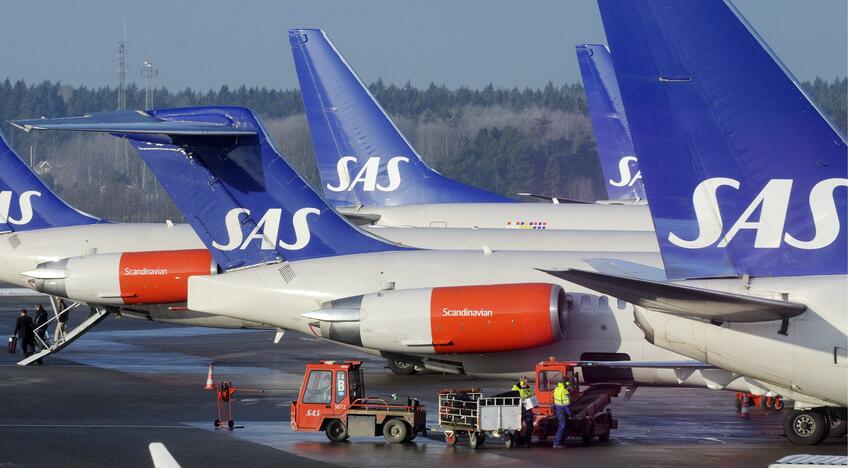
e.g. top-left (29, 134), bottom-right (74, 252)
top-left (0, 190), bottom-right (41, 225)
top-left (608, 156), bottom-right (642, 188)
top-left (327, 156), bottom-right (409, 192)
top-left (212, 207), bottom-right (319, 252)
top-left (670, 178), bottom-right (847, 250)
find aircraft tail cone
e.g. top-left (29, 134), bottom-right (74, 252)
top-left (204, 363), bottom-right (215, 391)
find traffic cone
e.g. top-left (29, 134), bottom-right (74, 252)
top-left (204, 363), bottom-right (215, 390)
top-left (740, 394), bottom-right (750, 419)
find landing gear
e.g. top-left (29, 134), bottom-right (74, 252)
top-left (387, 358), bottom-right (419, 375)
top-left (784, 409), bottom-right (829, 445)
top-left (826, 408), bottom-right (847, 438)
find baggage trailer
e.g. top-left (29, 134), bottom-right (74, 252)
top-left (290, 360), bottom-right (427, 443)
top-left (533, 358), bottom-right (620, 445)
top-left (438, 388), bottom-right (524, 449)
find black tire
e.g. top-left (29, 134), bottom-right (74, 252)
top-left (582, 422), bottom-right (594, 446)
top-left (445, 432), bottom-right (458, 447)
top-left (784, 409), bottom-right (829, 445)
top-left (325, 419), bottom-right (349, 442)
top-left (405, 428), bottom-right (418, 442)
top-left (759, 397), bottom-right (769, 410)
top-left (383, 419), bottom-right (409, 444)
top-left (774, 398), bottom-right (785, 411)
top-left (227, 420), bottom-right (234, 429)
top-left (504, 431), bottom-right (517, 449)
top-left (214, 419), bottom-right (221, 428)
top-left (387, 358), bottom-right (418, 376)
top-left (468, 431), bottom-right (483, 449)
top-left (826, 408), bottom-right (847, 438)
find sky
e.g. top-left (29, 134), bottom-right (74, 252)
top-left (0, 0), bottom-right (845, 91)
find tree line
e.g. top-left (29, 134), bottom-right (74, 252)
top-left (0, 77), bottom-right (844, 222)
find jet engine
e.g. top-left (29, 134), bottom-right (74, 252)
top-left (21, 249), bottom-right (217, 305)
top-left (304, 283), bottom-right (567, 354)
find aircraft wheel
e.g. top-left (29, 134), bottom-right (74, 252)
top-left (827, 408), bottom-right (847, 438)
top-left (388, 358), bottom-right (418, 375)
top-left (784, 409), bottom-right (829, 445)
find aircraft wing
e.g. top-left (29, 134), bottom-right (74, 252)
top-left (11, 111), bottom-right (256, 136)
top-left (540, 268), bottom-right (806, 323)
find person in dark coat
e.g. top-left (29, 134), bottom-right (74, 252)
top-left (13, 309), bottom-right (35, 358)
top-left (33, 305), bottom-right (49, 348)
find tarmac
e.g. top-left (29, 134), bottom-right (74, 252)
top-left (0, 297), bottom-right (845, 467)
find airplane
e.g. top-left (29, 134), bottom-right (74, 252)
top-left (288, 28), bottom-right (653, 230)
top-left (20, 103), bottom-right (787, 398)
top-left (1, 111), bottom-right (662, 366)
top-left (0, 128), bottom-right (277, 365)
top-left (552, 0), bottom-right (847, 445)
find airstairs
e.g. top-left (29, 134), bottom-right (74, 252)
top-left (18, 297), bottom-right (110, 366)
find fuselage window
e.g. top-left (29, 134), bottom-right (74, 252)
top-left (617, 298), bottom-right (627, 310)
top-left (580, 295), bottom-right (592, 312)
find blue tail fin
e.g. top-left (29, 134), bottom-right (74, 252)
top-left (0, 129), bottom-right (100, 233)
top-left (289, 29), bottom-right (514, 207)
top-left (13, 108), bottom-right (408, 269)
top-left (576, 44), bottom-right (645, 202)
top-left (598, 0), bottom-right (847, 279)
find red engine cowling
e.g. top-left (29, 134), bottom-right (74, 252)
top-left (316, 283), bottom-right (567, 354)
top-left (429, 283), bottom-right (566, 353)
top-left (118, 250), bottom-right (216, 304)
top-left (26, 249), bottom-right (216, 305)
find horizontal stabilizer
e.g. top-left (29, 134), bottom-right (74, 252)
top-left (11, 111), bottom-right (256, 136)
top-left (341, 212), bottom-right (381, 226)
top-left (541, 268), bottom-right (806, 322)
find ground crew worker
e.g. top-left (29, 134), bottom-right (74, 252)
top-left (512, 376), bottom-right (535, 447)
top-left (552, 379), bottom-right (573, 448)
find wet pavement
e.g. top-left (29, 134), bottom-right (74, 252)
top-left (0, 298), bottom-right (844, 467)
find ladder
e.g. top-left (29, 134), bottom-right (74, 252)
top-left (18, 302), bottom-right (110, 366)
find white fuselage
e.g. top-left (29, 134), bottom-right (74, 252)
top-left (187, 248), bottom-right (761, 390)
top-left (341, 203), bottom-right (654, 230)
top-left (633, 275), bottom-right (848, 407)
